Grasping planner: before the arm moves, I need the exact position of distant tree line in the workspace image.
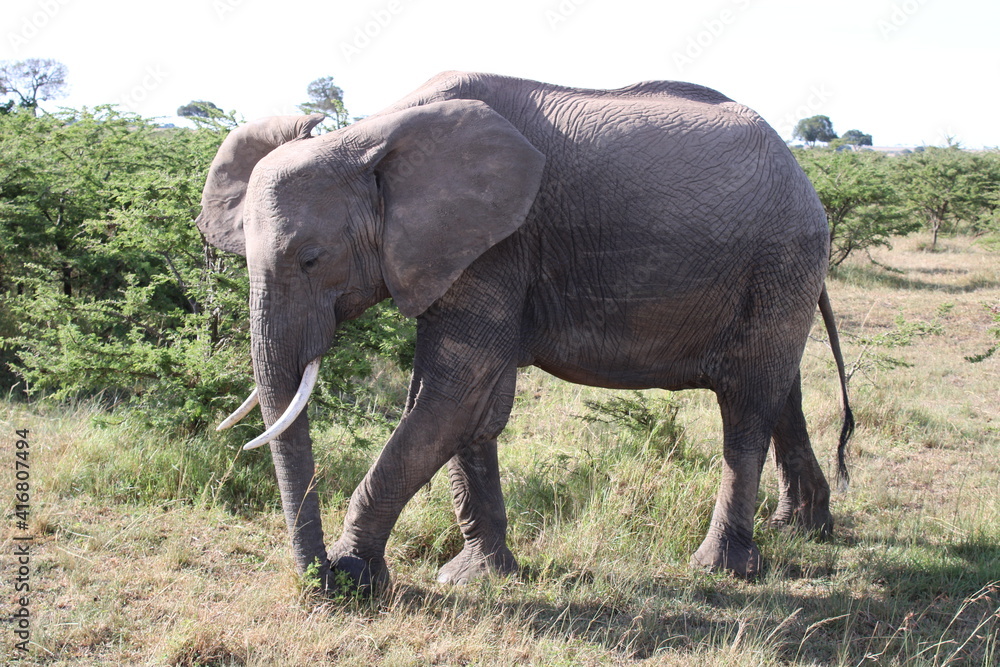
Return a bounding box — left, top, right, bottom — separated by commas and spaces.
789, 112, 999, 261
793, 115, 872, 148
794, 144, 1000, 262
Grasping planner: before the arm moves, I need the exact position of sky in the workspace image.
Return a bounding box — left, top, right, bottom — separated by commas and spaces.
2, 0, 997, 148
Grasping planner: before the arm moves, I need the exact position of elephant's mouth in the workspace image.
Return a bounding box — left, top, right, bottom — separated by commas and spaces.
217, 357, 322, 450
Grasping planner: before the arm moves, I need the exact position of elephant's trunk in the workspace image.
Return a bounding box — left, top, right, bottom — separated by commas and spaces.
264, 406, 329, 576
249, 307, 331, 578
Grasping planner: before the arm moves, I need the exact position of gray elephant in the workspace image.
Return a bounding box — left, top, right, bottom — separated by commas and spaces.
197, 71, 853, 591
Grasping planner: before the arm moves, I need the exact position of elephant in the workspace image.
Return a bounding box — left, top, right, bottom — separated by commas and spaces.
196, 71, 853, 592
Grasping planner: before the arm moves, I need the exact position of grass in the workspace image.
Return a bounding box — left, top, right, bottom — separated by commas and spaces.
2, 232, 999, 665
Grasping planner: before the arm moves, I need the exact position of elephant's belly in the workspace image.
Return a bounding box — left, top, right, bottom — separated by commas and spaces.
523, 296, 723, 391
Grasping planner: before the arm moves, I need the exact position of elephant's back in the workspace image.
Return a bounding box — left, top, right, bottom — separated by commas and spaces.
392, 71, 736, 112
390, 71, 827, 272
390, 71, 768, 143
404, 73, 803, 200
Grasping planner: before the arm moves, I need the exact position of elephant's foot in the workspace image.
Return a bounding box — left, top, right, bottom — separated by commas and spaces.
437, 541, 517, 585
768, 491, 833, 536
325, 543, 390, 597
690, 533, 764, 579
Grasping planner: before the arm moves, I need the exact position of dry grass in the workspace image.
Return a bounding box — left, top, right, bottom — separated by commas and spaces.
2, 233, 998, 665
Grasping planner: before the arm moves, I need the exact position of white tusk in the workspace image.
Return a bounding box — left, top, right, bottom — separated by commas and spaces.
242, 358, 322, 451
216, 388, 259, 431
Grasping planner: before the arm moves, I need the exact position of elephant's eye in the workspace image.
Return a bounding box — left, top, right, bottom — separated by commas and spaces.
299, 248, 325, 273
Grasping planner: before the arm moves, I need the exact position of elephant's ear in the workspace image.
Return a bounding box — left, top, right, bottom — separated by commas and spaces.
197, 114, 325, 256
365, 100, 545, 317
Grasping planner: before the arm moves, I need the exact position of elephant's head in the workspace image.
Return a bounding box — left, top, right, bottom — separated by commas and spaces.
197, 99, 545, 577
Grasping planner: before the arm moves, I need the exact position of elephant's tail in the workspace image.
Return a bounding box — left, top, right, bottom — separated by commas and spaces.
819, 284, 854, 491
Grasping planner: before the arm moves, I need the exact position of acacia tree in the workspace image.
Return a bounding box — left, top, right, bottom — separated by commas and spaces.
0, 58, 68, 114
973, 152, 1000, 238
894, 148, 994, 249
795, 148, 916, 266
793, 115, 838, 146
1, 103, 413, 431
0, 106, 248, 417
840, 129, 873, 146
297, 76, 350, 129
177, 100, 223, 118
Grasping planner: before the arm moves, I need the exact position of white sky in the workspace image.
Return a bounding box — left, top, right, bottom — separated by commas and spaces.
2, 0, 997, 148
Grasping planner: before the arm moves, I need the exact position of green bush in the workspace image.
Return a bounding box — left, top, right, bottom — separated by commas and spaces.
0, 106, 414, 433
893, 147, 1000, 248
794, 148, 917, 266
1, 106, 251, 430
579, 390, 687, 460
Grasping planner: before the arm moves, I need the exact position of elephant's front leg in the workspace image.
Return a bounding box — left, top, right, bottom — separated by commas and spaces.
325, 405, 464, 592
325, 353, 518, 592
437, 436, 518, 584
268, 418, 333, 583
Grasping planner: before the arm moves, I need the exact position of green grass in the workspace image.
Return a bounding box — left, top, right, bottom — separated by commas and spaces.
2, 233, 999, 665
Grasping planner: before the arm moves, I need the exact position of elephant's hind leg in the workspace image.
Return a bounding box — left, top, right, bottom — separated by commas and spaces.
690, 416, 768, 578
690, 377, 791, 579
768, 372, 833, 534
437, 435, 518, 584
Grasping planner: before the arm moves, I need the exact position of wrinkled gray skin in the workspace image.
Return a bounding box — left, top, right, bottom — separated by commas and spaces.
197, 72, 852, 591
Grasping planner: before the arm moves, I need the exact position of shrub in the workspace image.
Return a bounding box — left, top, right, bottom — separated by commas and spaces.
794, 148, 917, 266
0, 106, 414, 433
893, 147, 1000, 248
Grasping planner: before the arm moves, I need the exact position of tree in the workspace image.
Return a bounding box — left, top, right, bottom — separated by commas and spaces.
0, 106, 244, 415
0, 103, 414, 432
893, 147, 993, 249
795, 148, 917, 266
298, 76, 349, 129
0, 58, 68, 113
973, 151, 1000, 238
177, 100, 223, 118
793, 115, 838, 146
840, 129, 873, 147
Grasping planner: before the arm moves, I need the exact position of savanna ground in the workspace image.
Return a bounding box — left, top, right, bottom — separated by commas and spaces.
2, 234, 999, 666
